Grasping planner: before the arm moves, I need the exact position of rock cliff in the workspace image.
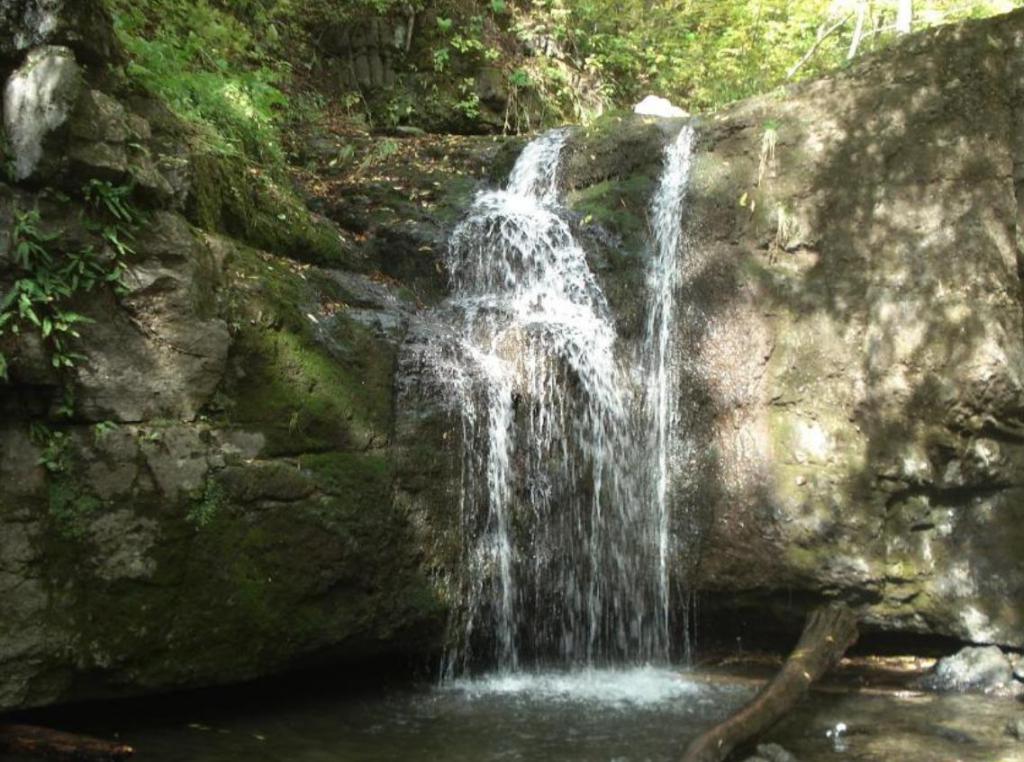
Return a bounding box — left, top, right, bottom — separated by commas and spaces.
1, 0, 1023, 712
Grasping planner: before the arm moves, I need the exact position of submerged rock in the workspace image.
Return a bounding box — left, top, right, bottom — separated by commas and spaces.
744, 743, 800, 762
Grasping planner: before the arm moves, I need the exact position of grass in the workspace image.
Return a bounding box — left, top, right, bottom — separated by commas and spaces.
108, 0, 288, 163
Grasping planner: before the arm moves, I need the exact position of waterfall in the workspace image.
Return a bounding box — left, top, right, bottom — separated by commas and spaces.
644, 124, 696, 657
433, 124, 695, 677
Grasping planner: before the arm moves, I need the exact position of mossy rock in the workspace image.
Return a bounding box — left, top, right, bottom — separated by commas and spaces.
189, 150, 358, 269
214, 243, 395, 455
564, 113, 670, 190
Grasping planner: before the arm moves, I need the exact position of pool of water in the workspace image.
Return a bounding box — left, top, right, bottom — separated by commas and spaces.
6, 667, 1023, 761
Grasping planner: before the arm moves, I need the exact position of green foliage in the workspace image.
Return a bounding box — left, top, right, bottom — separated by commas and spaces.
2, 208, 91, 376
30, 422, 71, 474
509, 68, 531, 88
28, 423, 102, 539
93, 420, 119, 441
0, 184, 139, 386
48, 477, 103, 540
454, 78, 482, 119
534, 0, 1024, 112
108, 0, 288, 162
84, 180, 138, 225
0, 131, 15, 184
103, 0, 1023, 139
360, 139, 401, 171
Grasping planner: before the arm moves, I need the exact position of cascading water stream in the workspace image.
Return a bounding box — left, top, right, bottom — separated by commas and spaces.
644, 125, 696, 656
432, 124, 696, 678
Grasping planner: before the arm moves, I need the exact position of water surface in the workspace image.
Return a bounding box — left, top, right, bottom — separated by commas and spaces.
11, 667, 1023, 762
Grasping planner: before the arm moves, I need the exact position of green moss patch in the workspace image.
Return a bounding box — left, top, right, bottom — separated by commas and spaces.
190, 151, 356, 269
570, 173, 656, 255
216, 244, 396, 455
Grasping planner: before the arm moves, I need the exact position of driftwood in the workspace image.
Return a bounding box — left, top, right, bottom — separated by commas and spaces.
681, 603, 859, 762
0, 724, 134, 760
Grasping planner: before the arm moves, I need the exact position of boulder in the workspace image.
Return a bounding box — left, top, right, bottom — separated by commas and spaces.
922, 646, 1016, 694
0, 0, 121, 65
66, 88, 128, 180
1007, 718, 1024, 741
2, 44, 82, 182
0, 231, 445, 712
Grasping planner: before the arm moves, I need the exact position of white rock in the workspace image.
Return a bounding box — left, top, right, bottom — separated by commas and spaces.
632, 95, 689, 119
3, 45, 83, 181
926, 645, 1014, 693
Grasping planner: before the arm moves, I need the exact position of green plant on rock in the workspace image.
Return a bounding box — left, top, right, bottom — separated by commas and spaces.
28, 422, 102, 539
0, 183, 140, 390
92, 420, 119, 441
454, 78, 482, 120
48, 477, 103, 541
82, 179, 142, 293
30, 422, 71, 474
83, 179, 139, 225
1, 209, 91, 378
0, 131, 15, 183
188, 478, 225, 529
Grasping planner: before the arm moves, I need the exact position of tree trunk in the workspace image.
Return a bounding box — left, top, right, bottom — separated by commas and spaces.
786, 13, 853, 79
680, 603, 859, 762
0, 725, 134, 761
895, 0, 913, 35
847, 1, 867, 60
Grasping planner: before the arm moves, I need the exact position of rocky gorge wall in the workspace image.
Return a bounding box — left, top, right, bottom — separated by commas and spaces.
681, 10, 1024, 647
1, 0, 1023, 713
0, 0, 458, 712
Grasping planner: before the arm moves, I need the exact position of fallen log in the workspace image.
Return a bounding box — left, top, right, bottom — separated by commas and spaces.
0, 724, 134, 760
681, 602, 859, 762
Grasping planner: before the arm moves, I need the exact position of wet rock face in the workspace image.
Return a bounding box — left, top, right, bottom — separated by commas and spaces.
0, 229, 445, 711
743, 744, 799, 762
72, 211, 231, 423
1007, 717, 1024, 741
